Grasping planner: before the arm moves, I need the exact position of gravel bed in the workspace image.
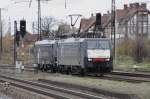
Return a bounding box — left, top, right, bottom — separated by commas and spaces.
40, 74, 149, 99
0, 93, 12, 99
0, 81, 52, 99
1, 69, 150, 99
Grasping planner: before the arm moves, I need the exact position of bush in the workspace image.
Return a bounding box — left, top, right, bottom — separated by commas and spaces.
144, 39, 150, 61
117, 39, 134, 56
117, 38, 150, 63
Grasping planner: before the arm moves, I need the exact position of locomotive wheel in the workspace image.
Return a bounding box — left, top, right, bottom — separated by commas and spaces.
59, 65, 65, 74
57, 66, 60, 73
43, 65, 47, 72
80, 68, 86, 76
52, 67, 56, 73
65, 67, 69, 75
66, 70, 69, 75
99, 73, 104, 77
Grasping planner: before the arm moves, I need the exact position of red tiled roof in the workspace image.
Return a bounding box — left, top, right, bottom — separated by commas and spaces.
79, 3, 149, 33
101, 14, 109, 24
79, 17, 96, 33
23, 32, 38, 42
116, 9, 128, 21
79, 15, 110, 33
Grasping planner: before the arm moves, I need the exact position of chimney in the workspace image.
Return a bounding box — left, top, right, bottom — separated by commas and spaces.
130, 3, 134, 9
141, 3, 147, 9
103, 14, 107, 17
134, 3, 139, 9
107, 11, 110, 14
106, 11, 110, 16
124, 4, 128, 10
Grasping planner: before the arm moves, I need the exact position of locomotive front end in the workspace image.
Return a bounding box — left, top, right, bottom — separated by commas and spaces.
86, 39, 113, 73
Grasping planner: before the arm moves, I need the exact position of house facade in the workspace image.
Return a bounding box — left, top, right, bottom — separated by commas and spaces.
79, 3, 150, 40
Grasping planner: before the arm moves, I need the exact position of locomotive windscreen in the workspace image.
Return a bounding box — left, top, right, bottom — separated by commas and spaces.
87, 40, 110, 49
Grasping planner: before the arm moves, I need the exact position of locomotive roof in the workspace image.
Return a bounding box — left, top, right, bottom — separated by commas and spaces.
58, 38, 110, 43
58, 38, 85, 43
35, 38, 111, 45
35, 40, 56, 45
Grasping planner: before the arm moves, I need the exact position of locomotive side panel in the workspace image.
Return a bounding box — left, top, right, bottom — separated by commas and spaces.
57, 42, 84, 66
33, 40, 57, 67
34, 45, 53, 65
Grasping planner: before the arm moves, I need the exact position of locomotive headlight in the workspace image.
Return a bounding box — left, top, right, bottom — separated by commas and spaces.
88, 58, 92, 61
105, 58, 110, 61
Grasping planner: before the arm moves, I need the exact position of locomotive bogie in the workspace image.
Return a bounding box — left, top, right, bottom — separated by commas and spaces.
33, 40, 57, 71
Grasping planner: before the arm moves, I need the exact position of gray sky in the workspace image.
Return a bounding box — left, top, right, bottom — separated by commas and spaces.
0, 0, 149, 34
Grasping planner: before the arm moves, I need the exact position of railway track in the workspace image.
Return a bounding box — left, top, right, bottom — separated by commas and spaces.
1, 64, 150, 76
0, 66, 144, 98
0, 65, 35, 72
1, 64, 150, 77
77, 71, 150, 83
0, 74, 111, 99
1, 64, 150, 83
102, 71, 150, 83
86, 71, 150, 83
111, 71, 150, 78
103, 74, 150, 83
38, 79, 138, 99
1, 66, 150, 83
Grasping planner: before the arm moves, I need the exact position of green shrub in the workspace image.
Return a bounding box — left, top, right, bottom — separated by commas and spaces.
117, 39, 134, 56
117, 38, 150, 63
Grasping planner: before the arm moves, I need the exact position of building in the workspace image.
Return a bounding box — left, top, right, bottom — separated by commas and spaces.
79, 3, 150, 39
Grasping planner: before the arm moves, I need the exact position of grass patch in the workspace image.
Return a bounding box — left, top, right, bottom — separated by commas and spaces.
115, 55, 150, 71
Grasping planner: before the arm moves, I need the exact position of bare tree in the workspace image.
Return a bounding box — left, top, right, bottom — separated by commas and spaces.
41, 17, 57, 38
34, 16, 57, 39
41, 17, 57, 36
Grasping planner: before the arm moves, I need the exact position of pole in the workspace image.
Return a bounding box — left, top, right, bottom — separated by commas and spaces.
111, 0, 116, 63
38, 0, 39, 40
32, 22, 35, 34
114, 0, 116, 63
65, 0, 67, 9
14, 21, 17, 65
38, 0, 41, 40
0, 8, 2, 53
9, 17, 11, 34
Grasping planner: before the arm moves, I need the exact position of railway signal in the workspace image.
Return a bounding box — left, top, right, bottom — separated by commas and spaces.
96, 13, 101, 27
20, 20, 26, 38
94, 13, 103, 37
14, 20, 26, 47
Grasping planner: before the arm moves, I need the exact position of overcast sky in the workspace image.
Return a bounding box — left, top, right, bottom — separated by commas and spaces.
0, 0, 149, 34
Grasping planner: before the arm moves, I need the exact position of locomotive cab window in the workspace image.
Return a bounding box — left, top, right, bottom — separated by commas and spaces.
87, 40, 110, 50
